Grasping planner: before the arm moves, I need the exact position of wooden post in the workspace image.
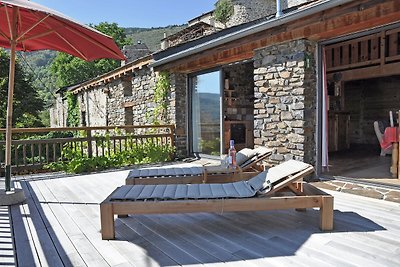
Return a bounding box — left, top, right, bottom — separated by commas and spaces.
100, 202, 115, 240
320, 196, 334, 231
86, 128, 93, 158
398, 110, 400, 179
4, 8, 18, 191
391, 143, 398, 178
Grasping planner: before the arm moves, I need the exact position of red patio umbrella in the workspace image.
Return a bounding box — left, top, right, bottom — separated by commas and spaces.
0, 0, 125, 191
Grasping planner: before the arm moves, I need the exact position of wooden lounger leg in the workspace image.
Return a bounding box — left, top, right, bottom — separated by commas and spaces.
320, 196, 334, 231
101, 203, 115, 240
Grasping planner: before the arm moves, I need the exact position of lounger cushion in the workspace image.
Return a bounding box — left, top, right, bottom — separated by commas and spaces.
127, 163, 204, 179
236, 148, 256, 166
248, 160, 311, 192
111, 160, 311, 201
110, 181, 255, 200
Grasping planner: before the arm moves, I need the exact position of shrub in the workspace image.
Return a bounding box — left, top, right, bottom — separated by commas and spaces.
45, 139, 175, 174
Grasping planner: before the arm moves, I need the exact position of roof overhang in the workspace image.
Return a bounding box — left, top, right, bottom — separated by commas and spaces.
151, 0, 355, 68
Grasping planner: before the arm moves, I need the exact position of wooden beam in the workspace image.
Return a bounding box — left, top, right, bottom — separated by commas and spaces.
327, 61, 400, 81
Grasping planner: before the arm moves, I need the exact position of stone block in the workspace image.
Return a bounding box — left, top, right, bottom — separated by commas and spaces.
254, 67, 268, 74
271, 154, 284, 161
276, 91, 289, 96
293, 110, 304, 119
281, 96, 293, 104
294, 128, 304, 134
277, 122, 287, 129
291, 120, 304, 127
281, 111, 293, 120
292, 102, 305, 110
255, 81, 265, 87
288, 133, 305, 143
266, 107, 275, 114
268, 80, 279, 87
279, 71, 291, 79
255, 103, 265, 109
271, 115, 280, 122
277, 147, 289, 154
265, 73, 274, 79
269, 97, 280, 104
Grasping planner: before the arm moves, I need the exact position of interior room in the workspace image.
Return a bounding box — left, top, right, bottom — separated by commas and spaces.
323, 75, 400, 183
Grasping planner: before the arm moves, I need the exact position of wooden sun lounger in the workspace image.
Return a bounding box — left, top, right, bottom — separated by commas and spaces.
101, 161, 334, 240
125, 147, 272, 185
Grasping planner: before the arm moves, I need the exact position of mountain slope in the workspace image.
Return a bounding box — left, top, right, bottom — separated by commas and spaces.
125, 25, 186, 52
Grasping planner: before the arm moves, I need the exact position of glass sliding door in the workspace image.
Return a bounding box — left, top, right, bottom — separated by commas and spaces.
190, 70, 222, 156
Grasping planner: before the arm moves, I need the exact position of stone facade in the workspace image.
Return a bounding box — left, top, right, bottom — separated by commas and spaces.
124, 68, 157, 125
225, 0, 314, 28
253, 39, 317, 165
227, 0, 276, 27
49, 96, 67, 127
169, 73, 188, 157
80, 86, 108, 126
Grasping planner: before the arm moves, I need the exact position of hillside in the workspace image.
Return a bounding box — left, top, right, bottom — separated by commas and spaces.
125, 25, 186, 52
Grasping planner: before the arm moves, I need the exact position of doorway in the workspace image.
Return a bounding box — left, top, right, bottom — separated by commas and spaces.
319, 24, 400, 185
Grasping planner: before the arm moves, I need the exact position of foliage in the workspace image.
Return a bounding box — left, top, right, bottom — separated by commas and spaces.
214, 0, 234, 27
50, 22, 132, 88
147, 71, 170, 125
200, 138, 221, 156
0, 49, 44, 129
66, 92, 80, 127
46, 137, 175, 174
125, 25, 186, 52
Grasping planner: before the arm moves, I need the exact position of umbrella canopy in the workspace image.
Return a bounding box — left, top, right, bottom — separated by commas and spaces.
0, 0, 125, 60
0, 0, 125, 191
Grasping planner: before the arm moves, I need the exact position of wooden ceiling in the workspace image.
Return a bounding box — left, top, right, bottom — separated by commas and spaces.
155, 0, 400, 74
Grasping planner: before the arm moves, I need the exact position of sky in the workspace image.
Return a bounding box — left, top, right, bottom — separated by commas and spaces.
33, 0, 218, 28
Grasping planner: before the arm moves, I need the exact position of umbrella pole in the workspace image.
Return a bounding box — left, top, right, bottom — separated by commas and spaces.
5, 41, 16, 192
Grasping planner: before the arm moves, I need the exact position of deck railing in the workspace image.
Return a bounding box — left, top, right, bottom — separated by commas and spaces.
0, 125, 175, 173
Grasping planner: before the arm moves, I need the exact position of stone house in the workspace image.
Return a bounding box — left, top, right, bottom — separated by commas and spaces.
51, 0, 400, 177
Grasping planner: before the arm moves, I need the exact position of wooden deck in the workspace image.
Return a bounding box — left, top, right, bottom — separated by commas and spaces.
4, 170, 400, 266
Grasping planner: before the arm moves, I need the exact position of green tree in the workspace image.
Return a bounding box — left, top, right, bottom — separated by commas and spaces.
214, 0, 234, 28
51, 22, 132, 88
0, 49, 44, 128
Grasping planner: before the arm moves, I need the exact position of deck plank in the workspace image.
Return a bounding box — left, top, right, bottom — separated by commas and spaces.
17, 182, 65, 267
0, 207, 16, 267
27, 181, 87, 267
122, 216, 203, 265
82, 203, 176, 267
10, 172, 400, 267
48, 203, 110, 267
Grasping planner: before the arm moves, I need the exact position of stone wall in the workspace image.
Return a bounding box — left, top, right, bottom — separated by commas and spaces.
65, 65, 188, 157
50, 95, 67, 127
81, 88, 108, 126
225, 0, 314, 28
227, 0, 276, 27
124, 68, 157, 125
253, 39, 317, 165
169, 73, 188, 157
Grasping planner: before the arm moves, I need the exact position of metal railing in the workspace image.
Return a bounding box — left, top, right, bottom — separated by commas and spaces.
0, 125, 175, 173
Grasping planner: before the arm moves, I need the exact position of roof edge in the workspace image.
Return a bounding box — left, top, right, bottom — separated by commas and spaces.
150, 0, 354, 68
